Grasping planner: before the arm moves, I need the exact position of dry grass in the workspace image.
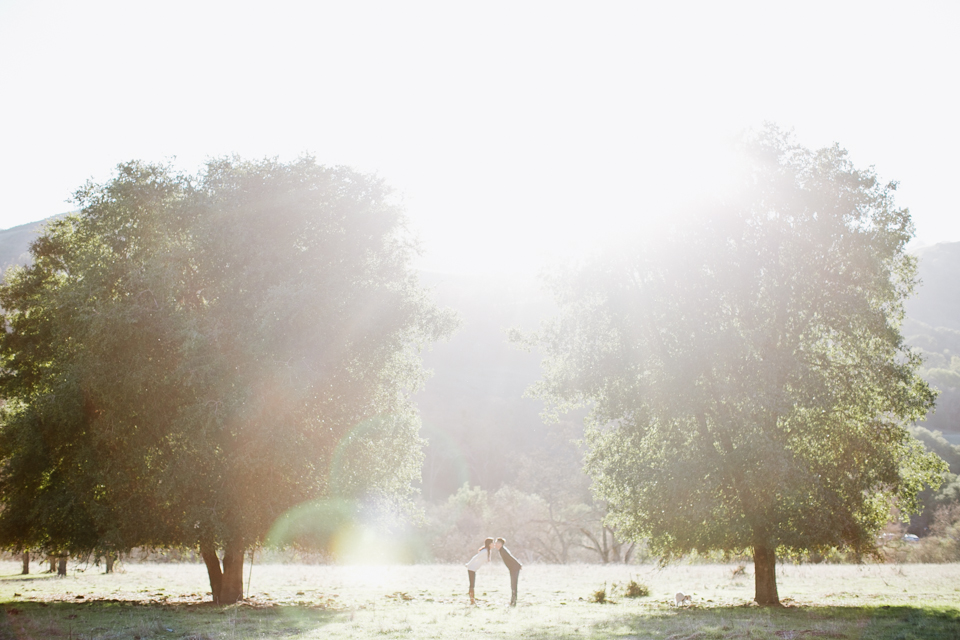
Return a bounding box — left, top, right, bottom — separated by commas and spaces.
0, 561, 957, 639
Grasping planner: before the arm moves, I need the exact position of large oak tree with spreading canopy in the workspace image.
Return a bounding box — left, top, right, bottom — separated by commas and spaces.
0, 157, 455, 603
525, 127, 946, 605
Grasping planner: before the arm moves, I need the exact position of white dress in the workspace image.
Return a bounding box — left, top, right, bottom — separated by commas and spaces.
465, 548, 489, 571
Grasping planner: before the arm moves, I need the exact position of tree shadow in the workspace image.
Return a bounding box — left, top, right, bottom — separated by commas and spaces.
609, 604, 960, 639
0, 599, 343, 639
0, 573, 61, 583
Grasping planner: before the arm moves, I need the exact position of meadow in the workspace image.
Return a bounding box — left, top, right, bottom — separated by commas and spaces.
0, 560, 958, 639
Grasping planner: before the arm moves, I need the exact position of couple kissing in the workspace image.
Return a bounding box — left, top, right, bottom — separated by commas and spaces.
465, 537, 522, 606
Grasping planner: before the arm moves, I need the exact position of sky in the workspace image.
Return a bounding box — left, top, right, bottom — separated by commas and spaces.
1, 0, 958, 276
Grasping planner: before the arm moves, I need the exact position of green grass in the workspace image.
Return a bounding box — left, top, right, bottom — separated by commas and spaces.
0, 561, 957, 639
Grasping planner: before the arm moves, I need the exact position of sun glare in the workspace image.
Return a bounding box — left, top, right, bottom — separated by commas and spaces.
267, 496, 426, 567
331, 525, 412, 566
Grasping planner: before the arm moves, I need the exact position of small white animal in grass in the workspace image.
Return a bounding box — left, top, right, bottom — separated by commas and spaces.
675, 592, 692, 606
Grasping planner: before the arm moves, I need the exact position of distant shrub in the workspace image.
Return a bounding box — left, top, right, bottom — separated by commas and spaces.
591, 586, 607, 604
879, 506, 960, 564
624, 579, 649, 598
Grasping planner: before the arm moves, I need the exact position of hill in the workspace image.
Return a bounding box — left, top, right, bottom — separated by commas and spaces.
0, 218, 57, 274
904, 242, 960, 439
414, 271, 556, 499
907, 243, 960, 330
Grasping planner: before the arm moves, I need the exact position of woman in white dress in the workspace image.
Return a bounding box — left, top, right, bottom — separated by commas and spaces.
464, 537, 494, 604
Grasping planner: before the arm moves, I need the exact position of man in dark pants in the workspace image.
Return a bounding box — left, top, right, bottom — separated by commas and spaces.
495, 537, 522, 606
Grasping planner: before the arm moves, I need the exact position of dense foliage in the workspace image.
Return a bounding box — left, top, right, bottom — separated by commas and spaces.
527, 127, 947, 605
0, 158, 456, 601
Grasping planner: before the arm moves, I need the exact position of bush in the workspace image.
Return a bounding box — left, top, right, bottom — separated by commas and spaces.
880, 506, 960, 564
624, 579, 649, 598
591, 586, 607, 603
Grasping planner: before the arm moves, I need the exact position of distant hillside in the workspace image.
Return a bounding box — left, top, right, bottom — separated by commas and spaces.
0, 215, 64, 275
904, 242, 960, 438
907, 243, 960, 331
414, 271, 555, 499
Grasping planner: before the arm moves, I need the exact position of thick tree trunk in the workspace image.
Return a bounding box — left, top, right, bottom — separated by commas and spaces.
200, 540, 245, 604
21, 551, 29, 575
753, 543, 780, 606
220, 542, 245, 604
105, 553, 115, 574
57, 556, 67, 577
201, 542, 223, 603
48, 555, 56, 573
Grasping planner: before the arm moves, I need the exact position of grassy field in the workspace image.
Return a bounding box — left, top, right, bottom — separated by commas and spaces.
0, 560, 958, 639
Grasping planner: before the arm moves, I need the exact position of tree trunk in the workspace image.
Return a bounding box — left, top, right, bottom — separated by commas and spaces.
105, 553, 115, 574
201, 542, 223, 603
753, 543, 780, 606
21, 551, 29, 575
608, 527, 632, 563
48, 555, 56, 573
200, 540, 245, 604
220, 541, 245, 604
57, 556, 67, 577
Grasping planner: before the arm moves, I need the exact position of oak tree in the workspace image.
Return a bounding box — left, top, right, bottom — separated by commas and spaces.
527, 127, 946, 605
0, 158, 455, 602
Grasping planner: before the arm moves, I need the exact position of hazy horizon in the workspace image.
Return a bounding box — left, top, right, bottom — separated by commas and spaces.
2, 1, 958, 277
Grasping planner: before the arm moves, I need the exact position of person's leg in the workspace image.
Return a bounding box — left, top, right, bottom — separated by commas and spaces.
510, 569, 519, 606
468, 570, 476, 604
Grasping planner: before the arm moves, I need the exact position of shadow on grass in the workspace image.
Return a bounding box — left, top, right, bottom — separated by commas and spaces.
607, 604, 960, 640
0, 572, 64, 583
0, 599, 343, 639
0, 600, 957, 639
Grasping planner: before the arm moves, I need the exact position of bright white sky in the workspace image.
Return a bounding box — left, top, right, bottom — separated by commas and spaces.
1, 0, 957, 276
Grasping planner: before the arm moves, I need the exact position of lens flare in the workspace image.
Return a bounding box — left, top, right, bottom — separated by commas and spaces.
266, 498, 427, 564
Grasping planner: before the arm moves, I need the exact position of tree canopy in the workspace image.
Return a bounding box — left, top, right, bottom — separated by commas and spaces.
0, 157, 456, 602
527, 127, 946, 605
